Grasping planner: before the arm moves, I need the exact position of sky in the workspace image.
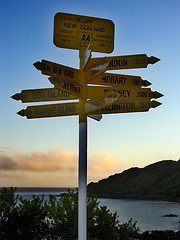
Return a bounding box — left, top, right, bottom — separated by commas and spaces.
0, 0, 180, 187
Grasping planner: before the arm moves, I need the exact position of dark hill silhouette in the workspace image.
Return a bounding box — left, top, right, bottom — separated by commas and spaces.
88, 159, 180, 201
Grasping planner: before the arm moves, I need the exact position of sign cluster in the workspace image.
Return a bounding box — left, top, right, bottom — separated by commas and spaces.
11, 12, 163, 120
11, 12, 163, 240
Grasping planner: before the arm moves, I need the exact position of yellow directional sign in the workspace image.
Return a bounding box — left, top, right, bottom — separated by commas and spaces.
17, 102, 79, 119
33, 59, 79, 81
53, 12, 114, 53
86, 54, 160, 70
85, 93, 119, 114
11, 88, 78, 103
86, 72, 151, 87
90, 100, 162, 115
49, 77, 84, 99
87, 86, 163, 101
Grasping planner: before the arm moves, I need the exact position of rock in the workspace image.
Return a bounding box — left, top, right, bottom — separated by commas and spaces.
140, 231, 150, 239
165, 230, 176, 238
163, 213, 178, 217
135, 230, 177, 240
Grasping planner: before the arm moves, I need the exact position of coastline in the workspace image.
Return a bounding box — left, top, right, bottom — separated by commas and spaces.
88, 193, 180, 203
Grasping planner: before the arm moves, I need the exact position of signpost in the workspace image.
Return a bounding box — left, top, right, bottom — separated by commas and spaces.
33, 59, 79, 81
11, 88, 78, 103
85, 54, 160, 70
11, 11, 163, 240
86, 86, 163, 100
85, 93, 120, 114
53, 12, 114, 53
17, 102, 79, 119
86, 72, 151, 88
91, 100, 162, 115
49, 77, 84, 99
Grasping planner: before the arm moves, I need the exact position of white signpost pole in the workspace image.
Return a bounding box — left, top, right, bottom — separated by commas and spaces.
78, 47, 88, 240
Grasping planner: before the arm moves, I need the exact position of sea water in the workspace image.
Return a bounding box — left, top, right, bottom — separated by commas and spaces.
99, 198, 180, 232
15, 188, 180, 232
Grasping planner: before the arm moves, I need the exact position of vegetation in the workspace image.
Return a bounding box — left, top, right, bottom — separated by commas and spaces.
0, 187, 139, 240
88, 160, 180, 201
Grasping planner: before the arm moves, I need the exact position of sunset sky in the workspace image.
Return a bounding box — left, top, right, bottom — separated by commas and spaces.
1, 0, 180, 187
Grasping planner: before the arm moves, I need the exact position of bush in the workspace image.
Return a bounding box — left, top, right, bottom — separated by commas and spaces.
0, 187, 139, 240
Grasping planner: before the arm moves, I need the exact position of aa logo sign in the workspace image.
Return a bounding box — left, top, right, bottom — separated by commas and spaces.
78, 32, 92, 46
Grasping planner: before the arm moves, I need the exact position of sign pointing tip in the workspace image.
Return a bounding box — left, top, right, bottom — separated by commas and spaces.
11, 93, 20, 101
17, 109, 26, 117
33, 61, 42, 70
148, 56, 161, 64
150, 100, 162, 108
152, 91, 164, 99
143, 80, 152, 87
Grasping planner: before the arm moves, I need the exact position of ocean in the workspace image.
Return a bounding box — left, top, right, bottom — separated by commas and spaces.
15, 187, 180, 232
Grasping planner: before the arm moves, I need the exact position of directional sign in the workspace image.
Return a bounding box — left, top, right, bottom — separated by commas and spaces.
82, 43, 92, 69
33, 59, 79, 81
88, 114, 102, 121
85, 93, 119, 114
17, 102, 79, 119
90, 100, 162, 115
86, 72, 151, 88
86, 54, 160, 71
87, 86, 163, 101
53, 12, 114, 53
11, 88, 78, 103
49, 77, 84, 99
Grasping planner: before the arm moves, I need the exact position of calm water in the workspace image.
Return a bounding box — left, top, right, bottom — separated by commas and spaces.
99, 198, 180, 232
15, 188, 180, 232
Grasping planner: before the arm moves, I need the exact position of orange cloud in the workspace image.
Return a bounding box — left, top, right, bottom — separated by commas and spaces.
0, 148, 77, 172
88, 152, 123, 183
0, 147, 123, 186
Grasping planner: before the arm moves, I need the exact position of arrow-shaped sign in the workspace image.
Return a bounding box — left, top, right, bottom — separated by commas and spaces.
86, 54, 160, 71
87, 86, 163, 101
86, 62, 109, 83
90, 100, 162, 115
82, 43, 92, 70
34, 59, 80, 81
17, 102, 79, 119
11, 88, 78, 103
88, 114, 102, 121
85, 93, 119, 114
49, 77, 84, 99
86, 72, 151, 87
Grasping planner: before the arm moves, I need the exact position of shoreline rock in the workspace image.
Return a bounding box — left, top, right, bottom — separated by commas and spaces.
131, 230, 180, 240
163, 214, 178, 217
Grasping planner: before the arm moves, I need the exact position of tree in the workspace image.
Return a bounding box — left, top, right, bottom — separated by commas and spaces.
0, 187, 139, 240
0, 187, 50, 240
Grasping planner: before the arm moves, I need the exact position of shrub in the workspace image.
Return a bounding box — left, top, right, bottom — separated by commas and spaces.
0, 187, 139, 240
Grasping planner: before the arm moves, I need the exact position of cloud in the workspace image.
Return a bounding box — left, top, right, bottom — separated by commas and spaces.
0, 148, 77, 172
88, 152, 123, 183
0, 147, 14, 154
0, 147, 123, 186
89, 152, 121, 172
0, 155, 17, 170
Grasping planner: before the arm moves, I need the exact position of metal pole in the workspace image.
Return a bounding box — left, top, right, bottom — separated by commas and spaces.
78, 48, 87, 240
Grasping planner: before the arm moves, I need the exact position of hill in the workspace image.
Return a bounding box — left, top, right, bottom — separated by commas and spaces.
88, 159, 180, 201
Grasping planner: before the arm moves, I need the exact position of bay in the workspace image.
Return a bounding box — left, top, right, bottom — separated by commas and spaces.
15, 187, 73, 200
99, 198, 180, 232
15, 188, 180, 232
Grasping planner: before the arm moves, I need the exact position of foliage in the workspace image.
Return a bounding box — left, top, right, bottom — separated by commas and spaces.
0, 187, 139, 240
0, 187, 50, 240
88, 160, 180, 201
